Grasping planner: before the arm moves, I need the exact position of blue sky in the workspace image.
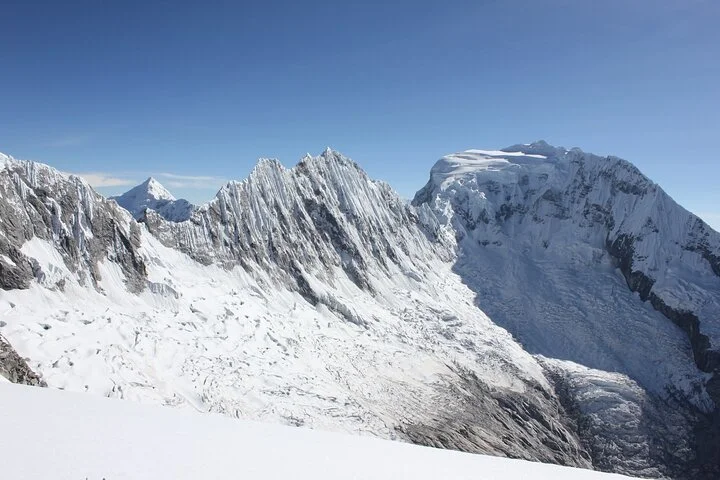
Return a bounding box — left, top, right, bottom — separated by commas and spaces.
1, 0, 718, 228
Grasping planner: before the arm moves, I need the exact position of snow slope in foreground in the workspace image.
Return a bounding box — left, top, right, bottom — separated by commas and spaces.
0, 383, 635, 480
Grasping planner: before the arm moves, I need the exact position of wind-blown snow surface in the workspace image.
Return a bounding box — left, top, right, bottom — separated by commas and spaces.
0, 383, 635, 480
111, 177, 194, 221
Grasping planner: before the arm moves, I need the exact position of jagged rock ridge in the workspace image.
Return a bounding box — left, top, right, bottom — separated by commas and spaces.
140, 149, 448, 304
0, 153, 147, 293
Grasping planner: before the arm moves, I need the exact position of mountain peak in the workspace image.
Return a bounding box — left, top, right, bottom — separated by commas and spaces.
137, 177, 175, 201
501, 140, 568, 158
112, 177, 194, 222
319, 147, 347, 161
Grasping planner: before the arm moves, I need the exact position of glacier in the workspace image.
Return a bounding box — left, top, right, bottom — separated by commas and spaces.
0, 143, 718, 478
413, 141, 720, 476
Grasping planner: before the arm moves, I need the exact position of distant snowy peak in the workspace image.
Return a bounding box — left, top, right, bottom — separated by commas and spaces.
114, 177, 175, 208
113, 177, 194, 222
142, 177, 176, 201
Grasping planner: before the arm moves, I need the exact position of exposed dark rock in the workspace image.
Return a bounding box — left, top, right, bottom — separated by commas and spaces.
606, 234, 655, 301
398, 365, 592, 469
606, 233, 720, 378
648, 294, 720, 374
0, 160, 148, 293
0, 335, 46, 386
0, 242, 33, 290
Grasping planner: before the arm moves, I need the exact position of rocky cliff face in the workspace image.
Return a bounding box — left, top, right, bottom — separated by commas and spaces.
0, 335, 45, 386
0, 153, 147, 293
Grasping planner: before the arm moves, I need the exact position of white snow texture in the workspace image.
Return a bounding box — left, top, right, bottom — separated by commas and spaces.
0, 381, 634, 480
0, 142, 719, 478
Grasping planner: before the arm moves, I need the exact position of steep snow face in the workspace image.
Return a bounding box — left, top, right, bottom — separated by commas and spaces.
414, 141, 720, 477
112, 177, 195, 222
0, 150, 594, 471
0, 383, 635, 480
414, 142, 720, 375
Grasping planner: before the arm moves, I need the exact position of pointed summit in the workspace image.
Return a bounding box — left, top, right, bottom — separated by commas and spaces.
112, 177, 193, 222
0, 152, 12, 168
320, 147, 341, 160
138, 177, 176, 201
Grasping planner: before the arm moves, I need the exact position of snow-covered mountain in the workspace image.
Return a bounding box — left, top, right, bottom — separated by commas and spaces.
0, 152, 147, 293
112, 177, 195, 222
0, 144, 718, 479
413, 142, 720, 476
0, 150, 590, 469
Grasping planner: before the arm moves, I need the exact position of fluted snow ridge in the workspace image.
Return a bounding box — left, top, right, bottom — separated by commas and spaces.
0, 153, 147, 292
143, 149, 448, 299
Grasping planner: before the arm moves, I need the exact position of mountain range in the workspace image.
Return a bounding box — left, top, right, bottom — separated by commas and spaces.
0, 143, 718, 479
